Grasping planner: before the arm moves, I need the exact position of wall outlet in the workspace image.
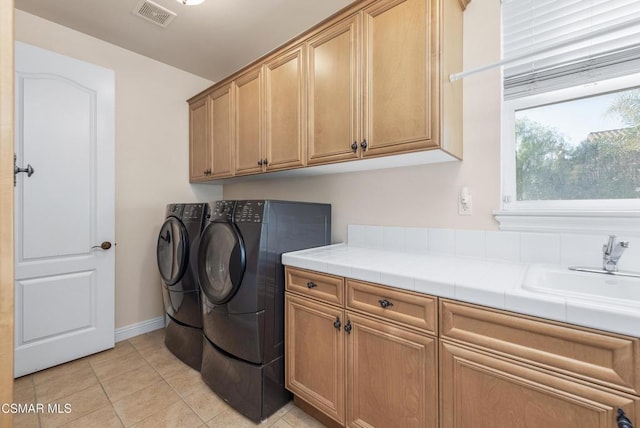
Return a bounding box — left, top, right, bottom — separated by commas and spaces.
459, 187, 473, 216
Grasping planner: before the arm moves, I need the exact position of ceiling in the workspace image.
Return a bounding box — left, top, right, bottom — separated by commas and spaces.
14, 0, 354, 82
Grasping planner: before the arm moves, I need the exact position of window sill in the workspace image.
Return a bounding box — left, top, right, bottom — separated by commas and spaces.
493, 210, 640, 235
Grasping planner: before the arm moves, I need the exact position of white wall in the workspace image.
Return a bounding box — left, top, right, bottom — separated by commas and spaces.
223, 0, 502, 244
15, 10, 221, 328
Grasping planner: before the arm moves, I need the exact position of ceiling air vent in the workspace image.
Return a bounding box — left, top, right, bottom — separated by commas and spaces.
133, 0, 177, 28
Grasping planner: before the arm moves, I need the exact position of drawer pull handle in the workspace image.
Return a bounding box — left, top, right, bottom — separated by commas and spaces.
617, 409, 634, 428
344, 320, 352, 334
378, 299, 394, 309
307, 281, 317, 289
333, 317, 341, 330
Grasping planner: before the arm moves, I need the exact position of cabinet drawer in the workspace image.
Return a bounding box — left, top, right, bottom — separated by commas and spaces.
440, 299, 640, 395
346, 280, 437, 335
286, 267, 344, 306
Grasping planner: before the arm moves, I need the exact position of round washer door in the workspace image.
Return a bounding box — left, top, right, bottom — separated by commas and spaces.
198, 221, 246, 305
156, 217, 189, 286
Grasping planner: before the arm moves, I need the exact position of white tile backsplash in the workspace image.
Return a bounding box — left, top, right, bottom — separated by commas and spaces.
519, 232, 561, 264
347, 225, 638, 269
404, 227, 428, 253
347, 225, 365, 247
383, 227, 406, 252
455, 230, 486, 258
486, 231, 520, 262
560, 233, 605, 268
364, 225, 384, 249
428, 228, 455, 255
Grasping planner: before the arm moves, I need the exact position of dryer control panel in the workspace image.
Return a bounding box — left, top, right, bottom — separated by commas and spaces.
211, 200, 236, 222
235, 200, 265, 223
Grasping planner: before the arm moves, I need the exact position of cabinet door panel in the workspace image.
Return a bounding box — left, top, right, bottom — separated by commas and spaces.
362, 0, 438, 156
265, 46, 306, 171
440, 299, 640, 395
285, 294, 345, 425
307, 15, 361, 165
189, 97, 211, 181
210, 84, 234, 178
347, 312, 437, 428
440, 341, 640, 428
234, 67, 263, 175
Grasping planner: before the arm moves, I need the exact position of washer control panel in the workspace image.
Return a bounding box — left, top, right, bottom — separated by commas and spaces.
235, 200, 265, 223
167, 203, 184, 217
182, 203, 207, 221
211, 200, 236, 222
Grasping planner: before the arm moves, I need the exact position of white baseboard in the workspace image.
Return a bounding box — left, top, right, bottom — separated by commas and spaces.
114, 315, 166, 343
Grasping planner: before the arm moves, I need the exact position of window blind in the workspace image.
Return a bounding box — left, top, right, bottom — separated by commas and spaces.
503, 0, 640, 99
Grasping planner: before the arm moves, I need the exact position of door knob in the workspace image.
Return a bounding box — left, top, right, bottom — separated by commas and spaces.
92, 241, 113, 250
13, 154, 35, 186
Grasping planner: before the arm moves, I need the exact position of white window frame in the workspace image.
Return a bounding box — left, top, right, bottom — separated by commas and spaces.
495, 72, 640, 234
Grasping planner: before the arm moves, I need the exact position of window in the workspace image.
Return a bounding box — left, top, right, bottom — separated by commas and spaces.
501, 0, 640, 212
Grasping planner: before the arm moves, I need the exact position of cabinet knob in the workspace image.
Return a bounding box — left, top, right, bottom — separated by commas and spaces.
351, 141, 358, 153
617, 409, 634, 428
263, 158, 268, 166
257, 160, 263, 166
344, 320, 352, 334
378, 299, 394, 309
333, 317, 341, 330
306, 281, 317, 289
360, 139, 368, 151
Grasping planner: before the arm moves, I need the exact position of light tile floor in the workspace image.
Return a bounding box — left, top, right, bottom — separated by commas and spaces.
13, 329, 325, 428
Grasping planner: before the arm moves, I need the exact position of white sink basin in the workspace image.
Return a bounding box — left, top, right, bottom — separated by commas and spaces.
523, 264, 640, 305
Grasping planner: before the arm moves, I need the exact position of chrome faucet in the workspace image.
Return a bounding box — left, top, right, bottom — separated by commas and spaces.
603, 235, 629, 272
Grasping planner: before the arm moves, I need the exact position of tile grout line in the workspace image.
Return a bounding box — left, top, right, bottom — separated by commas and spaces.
90, 342, 128, 428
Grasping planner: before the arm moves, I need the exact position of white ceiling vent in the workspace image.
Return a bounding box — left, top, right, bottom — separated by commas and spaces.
133, 0, 177, 28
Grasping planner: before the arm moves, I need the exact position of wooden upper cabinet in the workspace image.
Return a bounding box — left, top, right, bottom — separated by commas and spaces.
187, 0, 465, 180
234, 66, 264, 176
306, 14, 361, 165
210, 83, 234, 178
189, 96, 211, 182
264, 45, 306, 171
361, 0, 437, 156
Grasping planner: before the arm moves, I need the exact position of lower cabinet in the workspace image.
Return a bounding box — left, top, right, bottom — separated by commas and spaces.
440, 341, 639, 428
285, 267, 640, 428
347, 312, 437, 428
285, 279, 437, 427
285, 293, 345, 424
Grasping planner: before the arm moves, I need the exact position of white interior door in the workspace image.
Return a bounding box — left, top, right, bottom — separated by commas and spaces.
14, 42, 115, 377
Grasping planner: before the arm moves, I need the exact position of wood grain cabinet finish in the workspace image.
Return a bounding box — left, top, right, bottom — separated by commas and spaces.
285, 268, 438, 427
188, 96, 211, 182
286, 293, 346, 424
347, 312, 437, 428
209, 83, 234, 178
264, 45, 306, 171
286, 267, 344, 306
187, 0, 465, 181
346, 279, 437, 335
440, 299, 640, 395
306, 0, 464, 166
234, 66, 263, 176
306, 14, 361, 165
361, 0, 437, 157
440, 341, 640, 428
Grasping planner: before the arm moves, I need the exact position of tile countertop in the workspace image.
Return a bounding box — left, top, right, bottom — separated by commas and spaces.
282, 244, 640, 338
